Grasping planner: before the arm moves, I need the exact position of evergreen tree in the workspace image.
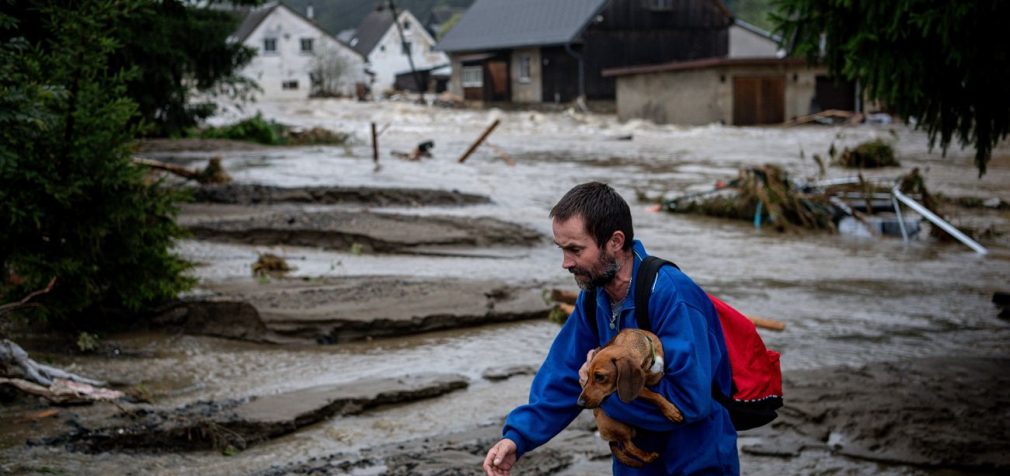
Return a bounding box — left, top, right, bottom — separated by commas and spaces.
772, 0, 1010, 176
0, 1, 193, 326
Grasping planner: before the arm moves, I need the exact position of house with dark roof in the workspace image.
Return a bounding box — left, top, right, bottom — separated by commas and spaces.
348, 7, 449, 94
435, 0, 733, 104
230, 1, 368, 100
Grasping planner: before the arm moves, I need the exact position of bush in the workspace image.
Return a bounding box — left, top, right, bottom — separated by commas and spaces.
0, 3, 193, 327
194, 114, 286, 145
834, 139, 900, 168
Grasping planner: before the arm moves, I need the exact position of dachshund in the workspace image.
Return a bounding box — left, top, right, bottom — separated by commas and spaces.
577, 328, 684, 468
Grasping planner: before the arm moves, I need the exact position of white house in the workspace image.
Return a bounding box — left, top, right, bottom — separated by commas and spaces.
231, 2, 368, 100
348, 7, 449, 94
728, 19, 783, 58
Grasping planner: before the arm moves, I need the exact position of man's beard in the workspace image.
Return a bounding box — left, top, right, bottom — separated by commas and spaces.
570, 250, 620, 290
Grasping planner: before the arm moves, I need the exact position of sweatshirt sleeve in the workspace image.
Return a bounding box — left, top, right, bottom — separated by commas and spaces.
502, 292, 598, 458
600, 275, 725, 431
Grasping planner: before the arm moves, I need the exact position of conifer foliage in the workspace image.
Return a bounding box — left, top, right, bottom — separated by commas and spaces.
773, 0, 1010, 176
0, 1, 193, 325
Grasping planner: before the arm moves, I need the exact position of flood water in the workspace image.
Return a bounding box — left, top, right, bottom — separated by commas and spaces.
3, 99, 1009, 475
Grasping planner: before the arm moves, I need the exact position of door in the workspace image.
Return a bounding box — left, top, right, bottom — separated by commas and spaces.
485, 60, 509, 101
733, 76, 785, 125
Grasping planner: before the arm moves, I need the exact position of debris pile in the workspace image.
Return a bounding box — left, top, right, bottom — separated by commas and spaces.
252, 253, 292, 277
834, 139, 900, 168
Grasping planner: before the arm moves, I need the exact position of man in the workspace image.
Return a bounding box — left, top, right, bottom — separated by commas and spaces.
482, 182, 738, 475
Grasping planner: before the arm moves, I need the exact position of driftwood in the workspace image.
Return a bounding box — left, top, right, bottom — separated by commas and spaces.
458, 119, 501, 163
134, 157, 231, 184
0, 277, 56, 316
485, 142, 516, 166
0, 340, 124, 404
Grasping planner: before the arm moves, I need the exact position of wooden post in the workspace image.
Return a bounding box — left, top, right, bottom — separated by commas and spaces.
371, 122, 378, 165
458, 119, 501, 163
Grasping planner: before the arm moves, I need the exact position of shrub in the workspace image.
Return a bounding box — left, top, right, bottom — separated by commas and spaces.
835, 139, 900, 168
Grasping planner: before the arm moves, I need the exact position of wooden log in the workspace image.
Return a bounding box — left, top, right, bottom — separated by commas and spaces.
550, 289, 579, 305
747, 316, 786, 332
371, 122, 379, 165
558, 302, 574, 316
457, 119, 501, 163
133, 157, 200, 180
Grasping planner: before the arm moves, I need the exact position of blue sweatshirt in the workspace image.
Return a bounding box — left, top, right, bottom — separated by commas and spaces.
503, 241, 739, 475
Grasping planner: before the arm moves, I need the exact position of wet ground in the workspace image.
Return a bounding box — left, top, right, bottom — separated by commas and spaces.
2, 98, 1009, 475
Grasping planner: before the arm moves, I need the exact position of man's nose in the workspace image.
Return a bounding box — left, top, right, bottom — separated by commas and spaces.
562, 255, 574, 270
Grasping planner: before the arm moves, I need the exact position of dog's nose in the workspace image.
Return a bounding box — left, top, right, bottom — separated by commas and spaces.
577, 397, 586, 408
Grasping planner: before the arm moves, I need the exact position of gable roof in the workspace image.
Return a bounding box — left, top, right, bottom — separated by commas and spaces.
436, 0, 609, 53
230, 1, 365, 60
351, 9, 395, 56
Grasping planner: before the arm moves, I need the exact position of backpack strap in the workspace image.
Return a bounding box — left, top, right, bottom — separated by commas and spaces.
633, 256, 679, 333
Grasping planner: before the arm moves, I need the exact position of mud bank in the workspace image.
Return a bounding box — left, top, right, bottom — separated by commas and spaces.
43, 373, 468, 454
184, 208, 543, 255
743, 356, 1010, 472
201, 277, 552, 343
190, 184, 490, 208
254, 356, 1010, 475
258, 413, 608, 476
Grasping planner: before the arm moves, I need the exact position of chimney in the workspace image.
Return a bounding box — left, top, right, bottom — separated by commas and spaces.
306, 4, 314, 20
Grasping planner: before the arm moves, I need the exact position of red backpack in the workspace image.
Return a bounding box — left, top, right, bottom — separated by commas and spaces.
585, 256, 783, 430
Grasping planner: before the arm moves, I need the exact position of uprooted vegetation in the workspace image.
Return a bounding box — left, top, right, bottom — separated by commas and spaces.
834, 139, 900, 168
657, 165, 959, 237
189, 114, 349, 146
663, 165, 837, 232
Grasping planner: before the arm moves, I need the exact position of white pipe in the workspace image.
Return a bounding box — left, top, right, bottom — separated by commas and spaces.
891, 194, 909, 243
892, 187, 987, 255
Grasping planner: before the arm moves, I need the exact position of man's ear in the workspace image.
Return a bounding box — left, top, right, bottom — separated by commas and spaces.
608, 230, 625, 253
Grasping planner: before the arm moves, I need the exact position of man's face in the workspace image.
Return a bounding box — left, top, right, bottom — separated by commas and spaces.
552, 216, 619, 290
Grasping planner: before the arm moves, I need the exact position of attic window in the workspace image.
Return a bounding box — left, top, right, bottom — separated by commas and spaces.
647, 0, 673, 11
403, 20, 410, 30
300, 38, 314, 53
263, 38, 277, 53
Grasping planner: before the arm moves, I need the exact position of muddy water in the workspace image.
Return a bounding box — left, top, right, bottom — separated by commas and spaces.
5, 99, 1009, 475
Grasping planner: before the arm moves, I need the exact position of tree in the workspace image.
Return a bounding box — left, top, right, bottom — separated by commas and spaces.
310, 44, 350, 97
772, 0, 1010, 176
0, 1, 193, 327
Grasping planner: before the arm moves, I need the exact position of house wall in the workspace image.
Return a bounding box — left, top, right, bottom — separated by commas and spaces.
615, 63, 824, 125
509, 48, 541, 103
242, 6, 366, 100
366, 11, 449, 93
581, 0, 732, 99
729, 24, 779, 58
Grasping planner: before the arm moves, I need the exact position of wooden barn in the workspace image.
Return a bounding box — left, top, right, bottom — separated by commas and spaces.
436, 0, 733, 104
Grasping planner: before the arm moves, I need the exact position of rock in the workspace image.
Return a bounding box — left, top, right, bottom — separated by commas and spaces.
481, 365, 537, 381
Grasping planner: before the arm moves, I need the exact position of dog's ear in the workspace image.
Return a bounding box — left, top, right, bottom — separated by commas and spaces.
615, 356, 645, 403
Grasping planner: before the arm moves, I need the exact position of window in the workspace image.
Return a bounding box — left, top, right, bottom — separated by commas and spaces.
401, 41, 411, 56
380, 45, 385, 52
263, 38, 277, 53
518, 55, 531, 83
647, 0, 673, 11
402, 20, 410, 31
461, 66, 482, 88
300, 38, 313, 53
282, 80, 299, 90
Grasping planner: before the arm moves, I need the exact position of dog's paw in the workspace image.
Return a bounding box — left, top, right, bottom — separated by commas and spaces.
661, 404, 684, 423
641, 451, 659, 464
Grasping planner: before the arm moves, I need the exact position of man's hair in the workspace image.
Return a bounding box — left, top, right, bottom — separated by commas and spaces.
550, 182, 634, 250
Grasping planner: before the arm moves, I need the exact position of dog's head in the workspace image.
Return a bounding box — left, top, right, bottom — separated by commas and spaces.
576, 345, 646, 408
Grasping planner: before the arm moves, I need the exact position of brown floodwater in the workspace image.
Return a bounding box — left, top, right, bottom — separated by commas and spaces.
3, 99, 1008, 475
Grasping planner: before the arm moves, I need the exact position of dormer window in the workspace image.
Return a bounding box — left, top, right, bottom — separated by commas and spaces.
263, 37, 277, 53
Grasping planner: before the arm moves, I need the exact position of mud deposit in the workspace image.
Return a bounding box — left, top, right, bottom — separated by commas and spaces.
190, 184, 490, 208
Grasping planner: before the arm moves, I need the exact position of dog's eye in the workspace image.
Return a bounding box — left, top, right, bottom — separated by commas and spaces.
594, 372, 605, 381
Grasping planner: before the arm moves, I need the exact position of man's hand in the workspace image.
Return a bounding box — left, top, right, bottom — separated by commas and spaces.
482, 438, 517, 476
578, 348, 598, 387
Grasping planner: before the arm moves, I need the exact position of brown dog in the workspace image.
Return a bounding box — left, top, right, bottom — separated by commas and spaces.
577, 328, 684, 468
